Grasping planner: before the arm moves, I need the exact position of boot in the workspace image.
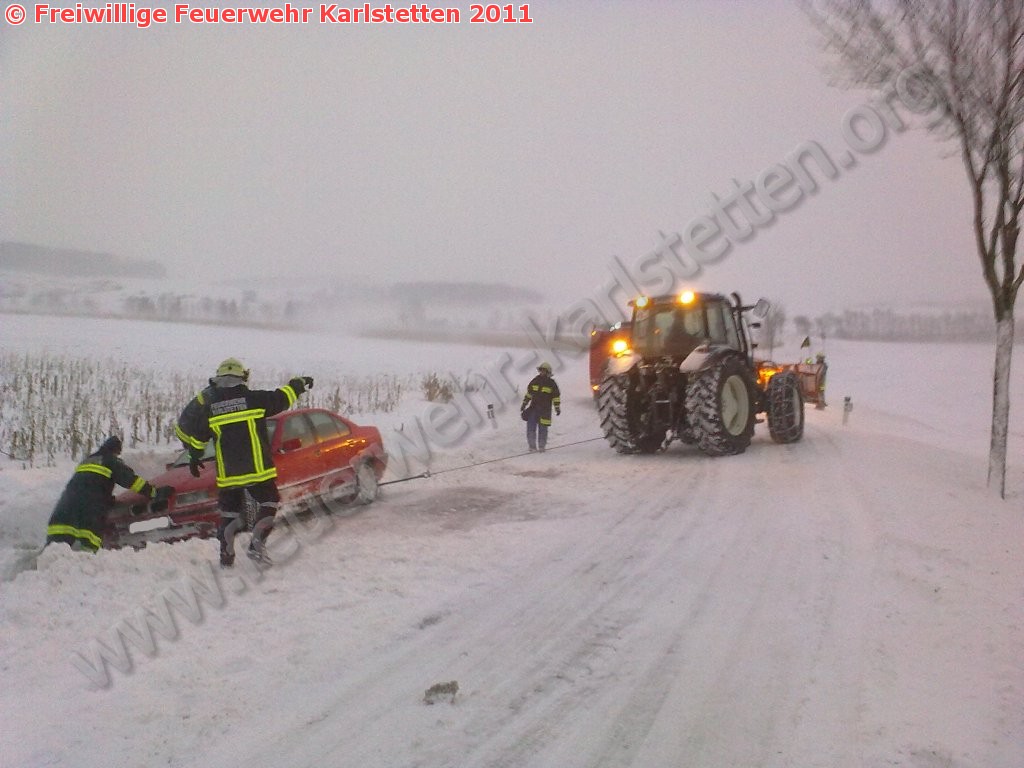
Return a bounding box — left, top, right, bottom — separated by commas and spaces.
247, 503, 277, 567
247, 538, 272, 567
217, 513, 241, 568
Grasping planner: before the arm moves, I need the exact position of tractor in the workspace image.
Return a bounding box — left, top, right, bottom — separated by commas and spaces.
589, 322, 632, 398
596, 291, 804, 456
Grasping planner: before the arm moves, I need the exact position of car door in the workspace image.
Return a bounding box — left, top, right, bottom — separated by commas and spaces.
307, 410, 368, 485
272, 412, 321, 504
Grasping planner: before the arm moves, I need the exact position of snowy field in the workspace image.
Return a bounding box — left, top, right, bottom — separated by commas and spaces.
0, 312, 1022, 768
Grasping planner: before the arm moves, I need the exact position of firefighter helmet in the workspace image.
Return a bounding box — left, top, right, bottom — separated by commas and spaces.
215, 357, 249, 381
537, 362, 552, 373
99, 435, 123, 455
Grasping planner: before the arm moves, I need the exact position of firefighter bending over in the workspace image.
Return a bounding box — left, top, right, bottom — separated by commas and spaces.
46, 435, 172, 552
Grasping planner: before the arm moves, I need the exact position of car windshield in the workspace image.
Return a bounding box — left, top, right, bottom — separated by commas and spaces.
170, 441, 216, 467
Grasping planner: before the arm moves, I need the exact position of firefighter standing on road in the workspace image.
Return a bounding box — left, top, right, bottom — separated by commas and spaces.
176, 358, 313, 567
520, 361, 561, 452
45, 435, 172, 552
814, 352, 828, 409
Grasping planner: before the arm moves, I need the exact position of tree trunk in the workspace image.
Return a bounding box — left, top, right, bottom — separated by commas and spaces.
988, 315, 1015, 498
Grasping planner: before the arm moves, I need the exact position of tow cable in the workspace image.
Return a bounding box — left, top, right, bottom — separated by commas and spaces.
378, 435, 606, 487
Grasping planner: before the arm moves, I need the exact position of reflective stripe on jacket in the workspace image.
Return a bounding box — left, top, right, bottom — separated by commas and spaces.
176, 381, 303, 488
46, 523, 103, 551
46, 449, 154, 550
521, 374, 561, 426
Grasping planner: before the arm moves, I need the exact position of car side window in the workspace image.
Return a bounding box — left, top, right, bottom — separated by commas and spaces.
309, 411, 351, 442
281, 414, 315, 448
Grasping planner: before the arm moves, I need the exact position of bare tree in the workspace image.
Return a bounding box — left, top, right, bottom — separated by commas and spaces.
805, 0, 1024, 498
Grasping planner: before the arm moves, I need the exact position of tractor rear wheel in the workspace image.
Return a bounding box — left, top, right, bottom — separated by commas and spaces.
684, 356, 757, 456
766, 371, 804, 443
597, 370, 665, 454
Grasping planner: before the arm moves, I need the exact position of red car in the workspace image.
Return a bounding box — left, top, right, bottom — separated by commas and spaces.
105, 407, 387, 549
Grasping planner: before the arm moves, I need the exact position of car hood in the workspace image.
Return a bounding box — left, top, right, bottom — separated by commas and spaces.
115, 462, 213, 505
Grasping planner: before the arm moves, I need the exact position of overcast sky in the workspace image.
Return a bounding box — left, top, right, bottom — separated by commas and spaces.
1, 0, 981, 317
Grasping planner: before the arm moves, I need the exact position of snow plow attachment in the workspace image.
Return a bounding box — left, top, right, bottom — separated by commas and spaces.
758, 359, 828, 408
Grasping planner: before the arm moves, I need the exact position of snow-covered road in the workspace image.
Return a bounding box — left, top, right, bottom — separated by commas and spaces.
72, 410, 1011, 768
1, 328, 1021, 768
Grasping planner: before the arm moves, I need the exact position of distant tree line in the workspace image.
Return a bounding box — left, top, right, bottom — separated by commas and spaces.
0, 287, 297, 328
792, 309, 1008, 343
0, 241, 166, 278
120, 292, 294, 324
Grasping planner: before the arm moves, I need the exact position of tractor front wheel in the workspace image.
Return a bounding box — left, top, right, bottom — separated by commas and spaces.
766, 371, 804, 443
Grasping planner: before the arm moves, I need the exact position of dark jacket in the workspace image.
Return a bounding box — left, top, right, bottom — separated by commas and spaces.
46, 446, 156, 551
521, 374, 561, 426
176, 377, 307, 489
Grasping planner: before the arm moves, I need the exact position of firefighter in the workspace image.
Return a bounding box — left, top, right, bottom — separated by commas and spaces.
45, 435, 172, 552
815, 352, 828, 409
520, 361, 561, 452
176, 358, 312, 567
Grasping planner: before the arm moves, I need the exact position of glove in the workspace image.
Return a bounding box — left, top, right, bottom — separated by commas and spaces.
149, 485, 174, 513
555, 407, 561, 416
189, 456, 204, 478
303, 376, 314, 390
289, 376, 314, 394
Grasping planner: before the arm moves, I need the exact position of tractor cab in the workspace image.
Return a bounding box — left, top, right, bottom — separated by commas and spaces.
630, 291, 751, 363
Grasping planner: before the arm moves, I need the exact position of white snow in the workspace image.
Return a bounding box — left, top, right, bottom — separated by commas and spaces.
0, 312, 1022, 768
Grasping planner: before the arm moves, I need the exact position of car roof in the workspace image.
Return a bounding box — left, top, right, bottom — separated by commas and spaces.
269, 407, 350, 422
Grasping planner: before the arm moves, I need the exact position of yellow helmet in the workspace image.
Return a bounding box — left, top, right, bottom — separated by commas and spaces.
215, 357, 249, 381
537, 361, 553, 373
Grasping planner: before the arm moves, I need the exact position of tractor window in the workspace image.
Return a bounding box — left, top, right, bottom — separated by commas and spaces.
682, 309, 704, 336
661, 308, 704, 355
707, 305, 728, 344
719, 305, 741, 349
653, 311, 676, 350
634, 304, 703, 356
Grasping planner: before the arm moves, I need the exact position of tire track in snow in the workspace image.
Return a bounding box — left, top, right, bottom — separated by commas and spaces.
199, 419, 879, 768
610, 422, 877, 768
203, 447, 720, 768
